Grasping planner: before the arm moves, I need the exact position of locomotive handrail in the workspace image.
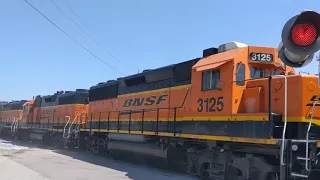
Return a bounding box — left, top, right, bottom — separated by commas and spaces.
299, 71, 311, 75
74, 115, 83, 149
107, 103, 185, 114
231, 75, 281, 83
13, 118, 19, 133
63, 116, 71, 138
10, 117, 16, 133
76, 114, 83, 132
68, 116, 79, 138
272, 75, 287, 166
268, 76, 272, 137
306, 100, 319, 171
39, 116, 49, 129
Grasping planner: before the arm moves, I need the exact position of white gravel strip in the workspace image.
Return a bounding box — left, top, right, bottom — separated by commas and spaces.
0, 155, 50, 180
0, 139, 29, 156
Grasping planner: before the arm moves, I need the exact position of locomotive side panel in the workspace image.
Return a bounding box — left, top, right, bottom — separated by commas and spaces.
116, 85, 190, 135
86, 83, 192, 135
86, 59, 199, 135
0, 110, 23, 127
0, 100, 26, 137
39, 105, 75, 129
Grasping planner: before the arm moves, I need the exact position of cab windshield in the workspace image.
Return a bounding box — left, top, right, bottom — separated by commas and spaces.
250, 67, 285, 79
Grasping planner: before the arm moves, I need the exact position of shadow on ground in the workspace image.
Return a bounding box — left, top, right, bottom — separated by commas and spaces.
0, 137, 196, 180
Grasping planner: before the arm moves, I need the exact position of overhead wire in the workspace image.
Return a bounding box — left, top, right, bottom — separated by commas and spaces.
60, 0, 90, 28
60, 0, 122, 59
49, 0, 134, 73
23, 0, 126, 76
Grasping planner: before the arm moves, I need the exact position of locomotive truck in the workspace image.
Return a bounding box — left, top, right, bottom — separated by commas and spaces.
1, 10, 320, 180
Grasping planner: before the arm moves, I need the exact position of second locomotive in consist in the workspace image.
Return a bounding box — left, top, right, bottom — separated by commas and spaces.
1, 41, 320, 180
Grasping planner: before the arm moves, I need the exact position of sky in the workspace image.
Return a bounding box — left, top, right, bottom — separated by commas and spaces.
0, 0, 320, 101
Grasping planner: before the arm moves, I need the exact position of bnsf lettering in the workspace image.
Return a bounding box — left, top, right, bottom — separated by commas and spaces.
133, 98, 144, 106
157, 95, 167, 104
123, 95, 168, 107
145, 96, 156, 105
123, 99, 132, 107
41, 109, 57, 115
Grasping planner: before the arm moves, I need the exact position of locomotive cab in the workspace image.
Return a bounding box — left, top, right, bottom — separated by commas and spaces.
22, 100, 35, 126
187, 42, 295, 141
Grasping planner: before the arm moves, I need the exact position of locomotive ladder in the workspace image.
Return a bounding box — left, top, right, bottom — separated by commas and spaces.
13, 118, 19, 134
67, 116, 79, 138
63, 116, 71, 139
10, 117, 16, 133
273, 75, 287, 167
289, 100, 319, 179
75, 114, 83, 148
305, 100, 319, 170
277, 73, 319, 179
275, 75, 311, 179
62, 115, 80, 148
272, 75, 288, 180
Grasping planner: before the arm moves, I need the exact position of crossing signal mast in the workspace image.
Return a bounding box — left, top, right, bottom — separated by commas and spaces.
278, 10, 320, 70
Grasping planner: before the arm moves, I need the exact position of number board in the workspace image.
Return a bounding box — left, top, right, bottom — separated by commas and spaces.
249, 52, 274, 63
197, 96, 224, 112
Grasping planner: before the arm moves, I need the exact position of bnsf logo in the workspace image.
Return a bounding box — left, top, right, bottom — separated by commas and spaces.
123, 94, 168, 107
306, 95, 320, 106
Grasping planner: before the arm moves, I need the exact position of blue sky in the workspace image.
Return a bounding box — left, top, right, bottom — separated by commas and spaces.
1, 0, 320, 101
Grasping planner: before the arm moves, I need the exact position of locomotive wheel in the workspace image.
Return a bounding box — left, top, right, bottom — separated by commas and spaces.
85, 137, 92, 152
91, 137, 99, 154
98, 138, 108, 156
199, 163, 210, 180
265, 172, 279, 180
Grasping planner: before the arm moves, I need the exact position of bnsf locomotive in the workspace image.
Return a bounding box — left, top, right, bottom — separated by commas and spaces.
1, 42, 320, 180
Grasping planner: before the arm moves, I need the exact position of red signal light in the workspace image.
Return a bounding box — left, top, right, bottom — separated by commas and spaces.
291, 23, 317, 46
278, 11, 320, 68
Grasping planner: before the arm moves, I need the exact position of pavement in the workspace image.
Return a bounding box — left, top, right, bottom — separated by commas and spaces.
0, 139, 196, 180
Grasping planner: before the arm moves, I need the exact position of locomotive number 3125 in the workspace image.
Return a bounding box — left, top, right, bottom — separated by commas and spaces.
197, 96, 224, 112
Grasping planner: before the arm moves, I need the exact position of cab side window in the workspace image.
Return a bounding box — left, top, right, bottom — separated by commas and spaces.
288, 71, 294, 75
202, 69, 221, 90
23, 105, 28, 113
236, 63, 245, 86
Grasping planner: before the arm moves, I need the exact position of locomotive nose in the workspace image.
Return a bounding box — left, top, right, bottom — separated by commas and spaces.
308, 169, 320, 180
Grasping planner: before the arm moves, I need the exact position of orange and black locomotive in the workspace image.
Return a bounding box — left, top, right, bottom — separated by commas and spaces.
1, 41, 320, 180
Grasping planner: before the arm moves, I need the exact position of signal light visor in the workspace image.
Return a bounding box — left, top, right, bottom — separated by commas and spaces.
291, 23, 317, 47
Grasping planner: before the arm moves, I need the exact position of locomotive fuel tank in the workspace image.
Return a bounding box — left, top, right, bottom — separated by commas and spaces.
107, 133, 169, 168
107, 133, 148, 143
